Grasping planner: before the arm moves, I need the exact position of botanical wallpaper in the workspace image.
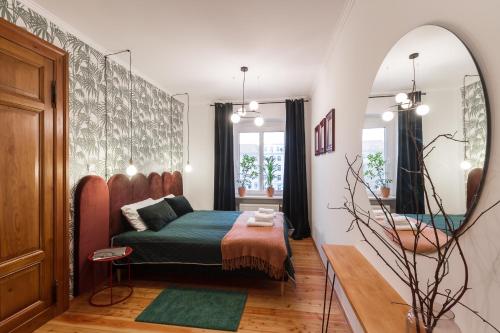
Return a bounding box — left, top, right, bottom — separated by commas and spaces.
0, 0, 183, 295
462, 80, 487, 169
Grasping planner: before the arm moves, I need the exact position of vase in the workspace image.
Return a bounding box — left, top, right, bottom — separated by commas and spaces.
380, 186, 390, 198
238, 187, 246, 197
406, 307, 461, 333
266, 187, 275, 197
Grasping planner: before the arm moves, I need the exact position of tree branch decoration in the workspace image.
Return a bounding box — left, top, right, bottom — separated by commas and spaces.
333, 132, 500, 333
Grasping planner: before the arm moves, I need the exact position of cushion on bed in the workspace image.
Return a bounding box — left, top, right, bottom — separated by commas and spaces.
121, 198, 155, 231
165, 195, 193, 217
137, 200, 178, 231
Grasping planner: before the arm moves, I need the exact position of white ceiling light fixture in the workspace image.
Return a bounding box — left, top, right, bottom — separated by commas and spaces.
230, 66, 264, 126
381, 53, 431, 121
382, 111, 394, 122
460, 160, 472, 170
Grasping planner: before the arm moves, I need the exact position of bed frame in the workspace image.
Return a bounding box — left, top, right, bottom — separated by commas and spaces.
73, 171, 182, 295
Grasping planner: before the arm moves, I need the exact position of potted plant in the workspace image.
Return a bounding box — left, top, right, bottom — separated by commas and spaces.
237, 154, 258, 197
263, 156, 279, 197
364, 152, 392, 198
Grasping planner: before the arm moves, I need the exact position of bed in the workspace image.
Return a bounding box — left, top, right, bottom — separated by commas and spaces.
73, 171, 294, 296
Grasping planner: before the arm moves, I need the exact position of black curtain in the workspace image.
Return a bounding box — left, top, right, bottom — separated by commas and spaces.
283, 99, 310, 239
396, 108, 425, 214
213, 103, 236, 211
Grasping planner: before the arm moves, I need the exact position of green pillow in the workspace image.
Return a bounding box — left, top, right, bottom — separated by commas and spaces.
137, 200, 178, 231
164, 196, 194, 217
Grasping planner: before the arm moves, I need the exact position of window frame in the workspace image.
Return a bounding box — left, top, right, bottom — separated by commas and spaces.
362, 115, 398, 193
234, 119, 285, 196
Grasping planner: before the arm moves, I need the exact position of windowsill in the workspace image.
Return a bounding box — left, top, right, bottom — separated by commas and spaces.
235, 195, 283, 200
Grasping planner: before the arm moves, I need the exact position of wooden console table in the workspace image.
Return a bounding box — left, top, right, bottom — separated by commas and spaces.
321, 244, 408, 333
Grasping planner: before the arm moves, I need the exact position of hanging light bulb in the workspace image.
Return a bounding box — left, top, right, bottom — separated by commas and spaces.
382, 111, 394, 122
395, 93, 408, 104
400, 98, 412, 109
231, 113, 241, 123
184, 163, 193, 173
416, 104, 430, 116
254, 116, 264, 127
460, 160, 472, 170
249, 100, 259, 111
126, 159, 137, 176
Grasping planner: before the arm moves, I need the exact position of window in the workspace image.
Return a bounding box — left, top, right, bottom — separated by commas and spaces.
362, 128, 386, 191
235, 121, 285, 194
362, 114, 398, 194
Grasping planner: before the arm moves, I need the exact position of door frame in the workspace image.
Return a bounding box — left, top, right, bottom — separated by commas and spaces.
0, 16, 69, 328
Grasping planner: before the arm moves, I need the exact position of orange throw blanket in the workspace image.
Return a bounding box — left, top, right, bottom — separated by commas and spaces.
221, 211, 288, 279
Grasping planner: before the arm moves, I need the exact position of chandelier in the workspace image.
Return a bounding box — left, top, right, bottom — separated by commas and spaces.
230, 66, 264, 126
382, 53, 430, 122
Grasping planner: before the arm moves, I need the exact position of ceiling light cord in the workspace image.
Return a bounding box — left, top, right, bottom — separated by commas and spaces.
103, 49, 132, 178
129, 49, 133, 164
172, 93, 190, 167
242, 70, 246, 111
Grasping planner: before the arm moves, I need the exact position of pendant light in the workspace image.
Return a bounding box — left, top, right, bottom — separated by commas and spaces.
126, 50, 137, 176
230, 66, 263, 126
382, 53, 430, 122
172, 93, 192, 173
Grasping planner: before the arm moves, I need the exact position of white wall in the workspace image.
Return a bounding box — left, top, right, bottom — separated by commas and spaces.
310, 1, 500, 332
422, 88, 466, 214
184, 99, 311, 213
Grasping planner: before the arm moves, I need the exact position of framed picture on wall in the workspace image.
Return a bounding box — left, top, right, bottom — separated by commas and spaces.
314, 124, 321, 156
319, 118, 326, 154
326, 109, 335, 152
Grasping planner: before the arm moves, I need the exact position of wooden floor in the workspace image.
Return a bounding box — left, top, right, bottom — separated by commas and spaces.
37, 239, 351, 333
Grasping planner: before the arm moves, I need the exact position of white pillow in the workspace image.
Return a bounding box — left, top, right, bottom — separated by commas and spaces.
150, 194, 175, 205
121, 198, 155, 232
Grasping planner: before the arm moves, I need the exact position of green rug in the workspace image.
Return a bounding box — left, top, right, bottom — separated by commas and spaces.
136, 286, 247, 331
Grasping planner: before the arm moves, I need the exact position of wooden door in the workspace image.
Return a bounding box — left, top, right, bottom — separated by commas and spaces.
0, 18, 69, 333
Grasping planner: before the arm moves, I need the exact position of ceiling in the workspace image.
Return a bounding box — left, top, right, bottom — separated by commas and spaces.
371, 25, 479, 95
31, 0, 347, 102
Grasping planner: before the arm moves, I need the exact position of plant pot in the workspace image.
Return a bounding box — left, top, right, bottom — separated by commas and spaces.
266, 187, 275, 197
380, 186, 390, 198
238, 187, 246, 197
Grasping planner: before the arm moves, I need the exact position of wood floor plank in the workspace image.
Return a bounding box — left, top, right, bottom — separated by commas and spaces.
37, 239, 351, 333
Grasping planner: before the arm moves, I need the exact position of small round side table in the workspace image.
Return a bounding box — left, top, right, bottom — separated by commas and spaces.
87, 246, 133, 307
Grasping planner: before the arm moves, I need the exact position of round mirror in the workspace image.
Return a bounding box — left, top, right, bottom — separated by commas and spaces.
362, 25, 489, 249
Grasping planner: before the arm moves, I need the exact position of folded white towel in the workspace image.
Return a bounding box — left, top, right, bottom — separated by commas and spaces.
258, 208, 275, 214
254, 212, 274, 222
247, 217, 274, 227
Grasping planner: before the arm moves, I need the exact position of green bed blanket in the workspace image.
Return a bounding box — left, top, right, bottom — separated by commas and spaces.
112, 210, 295, 279
405, 214, 464, 235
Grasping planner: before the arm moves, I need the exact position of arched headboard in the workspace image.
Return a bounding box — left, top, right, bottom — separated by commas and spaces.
467, 167, 483, 210
73, 175, 110, 295
74, 171, 183, 295
131, 173, 150, 202
148, 172, 164, 199
108, 174, 133, 237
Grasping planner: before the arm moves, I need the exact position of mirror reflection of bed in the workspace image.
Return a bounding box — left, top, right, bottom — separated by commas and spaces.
362, 25, 488, 239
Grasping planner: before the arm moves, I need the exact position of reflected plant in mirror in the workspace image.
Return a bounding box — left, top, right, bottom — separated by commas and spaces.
364, 152, 392, 197
334, 25, 499, 333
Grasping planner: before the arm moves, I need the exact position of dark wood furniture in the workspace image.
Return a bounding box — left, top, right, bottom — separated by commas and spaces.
87, 247, 133, 307
321, 244, 408, 333
325, 108, 335, 152
0, 17, 69, 333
